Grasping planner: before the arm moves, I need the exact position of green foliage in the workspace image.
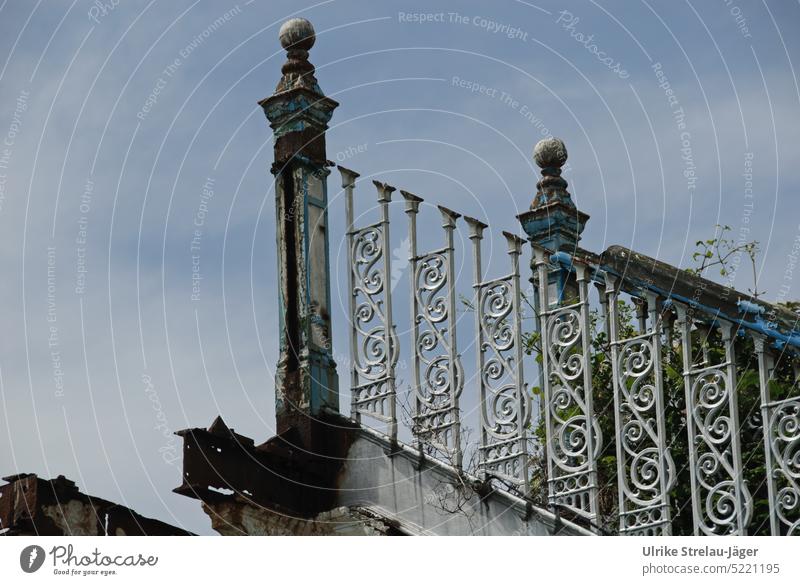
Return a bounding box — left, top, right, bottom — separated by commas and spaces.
685, 224, 763, 298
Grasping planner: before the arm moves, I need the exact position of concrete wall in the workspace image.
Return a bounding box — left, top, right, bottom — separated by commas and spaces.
334, 428, 591, 536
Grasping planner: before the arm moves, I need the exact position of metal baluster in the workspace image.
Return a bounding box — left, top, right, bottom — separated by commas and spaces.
343, 174, 398, 436
505, 231, 530, 495
465, 216, 488, 480
533, 246, 557, 509
675, 304, 703, 534
340, 167, 360, 423
646, 291, 674, 535
721, 322, 751, 534
575, 262, 599, 523
441, 206, 463, 469
374, 181, 398, 442
754, 334, 778, 535
401, 190, 424, 449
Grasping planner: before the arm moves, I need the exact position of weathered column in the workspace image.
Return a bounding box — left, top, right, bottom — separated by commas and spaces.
259, 18, 340, 434
518, 137, 589, 313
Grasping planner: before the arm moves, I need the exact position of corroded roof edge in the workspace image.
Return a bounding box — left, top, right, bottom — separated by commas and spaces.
568, 244, 800, 349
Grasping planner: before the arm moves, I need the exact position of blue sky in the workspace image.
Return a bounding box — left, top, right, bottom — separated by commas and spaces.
0, 0, 798, 535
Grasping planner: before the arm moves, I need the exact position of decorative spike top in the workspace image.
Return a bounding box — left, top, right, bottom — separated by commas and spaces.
260, 18, 337, 166
400, 190, 423, 214
531, 137, 571, 209
373, 180, 396, 203
275, 18, 321, 94
279, 18, 315, 50
533, 137, 568, 169
464, 216, 488, 240
501, 231, 525, 256
518, 136, 589, 252
438, 205, 461, 230
338, 165, 360, 188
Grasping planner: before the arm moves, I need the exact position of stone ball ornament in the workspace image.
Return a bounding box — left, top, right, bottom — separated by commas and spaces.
533, 137, 568, 170
279, 18, 316, 51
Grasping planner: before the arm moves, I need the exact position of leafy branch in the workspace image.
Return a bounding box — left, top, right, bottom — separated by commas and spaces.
685, 224, 763, 299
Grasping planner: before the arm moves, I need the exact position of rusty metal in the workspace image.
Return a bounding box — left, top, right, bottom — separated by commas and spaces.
174, 415, 358, 519
0, 473, 192, 536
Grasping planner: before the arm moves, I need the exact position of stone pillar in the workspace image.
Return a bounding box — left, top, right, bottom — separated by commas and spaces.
517, 137, 588, 253
518, 138, 589, 303
259, 18, 339, 434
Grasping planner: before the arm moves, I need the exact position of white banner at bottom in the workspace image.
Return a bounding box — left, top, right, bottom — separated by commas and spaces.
1, 536, 798, 584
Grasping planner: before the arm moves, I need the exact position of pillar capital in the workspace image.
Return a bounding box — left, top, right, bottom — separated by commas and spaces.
518, 137, 588, 252
259, 18, 338, 167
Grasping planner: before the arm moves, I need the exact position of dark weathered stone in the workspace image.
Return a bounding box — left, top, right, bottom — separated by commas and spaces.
0, 474, 192, 536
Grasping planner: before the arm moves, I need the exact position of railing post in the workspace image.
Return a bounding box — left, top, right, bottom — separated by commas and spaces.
753, 334, 779, 535
465, 216, 488, 480
506, 232, 530, 496
720, 321, 750, 534
605, 274, 626, 531
533, 246, 557, 507
441, 206, 463, 469
675, 303, 702, 534
646, 292, 674, 532
401, 190, 424, 449
575, 262, 599, 524
375, 181, 398, 442
340, 167, 361, 424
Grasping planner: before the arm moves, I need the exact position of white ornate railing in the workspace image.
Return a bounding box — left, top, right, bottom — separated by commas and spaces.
467, 219, 531, 494
403, 194, 464, 465
334, 146, 800, 536
341, 169, 398, 440
604, 281, 675, 535
534, 249, 601, 524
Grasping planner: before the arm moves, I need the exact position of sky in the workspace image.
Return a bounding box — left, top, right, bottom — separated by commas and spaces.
0, 0, 798, 535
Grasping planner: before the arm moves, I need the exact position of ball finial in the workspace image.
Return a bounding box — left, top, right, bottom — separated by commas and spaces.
533, 137, 568, 169
279, 18, 315, 51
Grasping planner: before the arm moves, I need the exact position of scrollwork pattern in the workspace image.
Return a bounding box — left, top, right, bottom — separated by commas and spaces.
350, 225, 397, 421
768, 398, 800, 535
688, 368, 753, 535
413, 251, 463, 452
615, 337, 675, 534
544, 306, 601, 519
477, 279, 530, 485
